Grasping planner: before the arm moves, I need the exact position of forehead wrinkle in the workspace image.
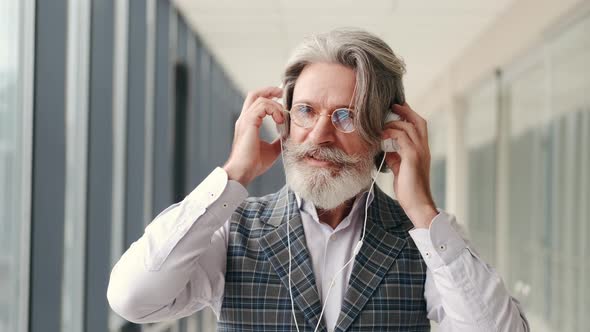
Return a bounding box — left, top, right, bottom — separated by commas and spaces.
292, 86, 355, 110
292, 63, 356, 111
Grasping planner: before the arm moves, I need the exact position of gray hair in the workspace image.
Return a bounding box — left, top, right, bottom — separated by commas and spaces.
282, 27, 406, 147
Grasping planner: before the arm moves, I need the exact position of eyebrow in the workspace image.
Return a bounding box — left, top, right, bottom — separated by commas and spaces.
292, 100, 355, 110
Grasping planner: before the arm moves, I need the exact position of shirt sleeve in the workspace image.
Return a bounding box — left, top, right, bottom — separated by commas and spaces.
409, 210, 530, 332
107, 167, 248, 323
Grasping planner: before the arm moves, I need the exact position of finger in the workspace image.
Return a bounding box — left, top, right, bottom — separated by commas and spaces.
384, 152, 401, 175
382, 128, 417, 160
387, 120, 421, 146
248, 96, 283, 111
270, 137, 283, 155
244, 87, 283, 108
248, 98, 285, 125
392, 103, 428, 140
243, 86, 283, 111
261, 137, 283, 160
256, 138, 283, 176
258, 98, 286, 124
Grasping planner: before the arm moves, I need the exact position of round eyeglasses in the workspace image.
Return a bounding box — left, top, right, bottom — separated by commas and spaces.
287, 103, 356, 133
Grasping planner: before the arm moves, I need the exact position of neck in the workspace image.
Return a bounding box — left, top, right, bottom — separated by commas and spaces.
316, 197, 355, 229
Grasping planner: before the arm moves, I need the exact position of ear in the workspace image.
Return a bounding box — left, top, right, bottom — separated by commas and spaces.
276, 110, 290, 139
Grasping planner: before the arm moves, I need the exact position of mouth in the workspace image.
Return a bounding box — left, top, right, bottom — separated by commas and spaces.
303, 153, 338, 167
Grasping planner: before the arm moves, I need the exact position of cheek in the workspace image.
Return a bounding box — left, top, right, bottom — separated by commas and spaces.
338, 134, 373, 155
288, 124, 308, 143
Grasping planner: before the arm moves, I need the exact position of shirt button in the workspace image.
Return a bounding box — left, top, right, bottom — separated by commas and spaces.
425, 251, 431, 258
439, 244, 447, 252
330, 235, 337, 241
222, 202, 228, 208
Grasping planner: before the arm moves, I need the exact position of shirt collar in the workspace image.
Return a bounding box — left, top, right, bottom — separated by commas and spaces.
293, 187, 376, 230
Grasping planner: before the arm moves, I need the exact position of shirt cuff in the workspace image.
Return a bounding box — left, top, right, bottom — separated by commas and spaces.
183, 167, 249, 223
408, 209, 467, 270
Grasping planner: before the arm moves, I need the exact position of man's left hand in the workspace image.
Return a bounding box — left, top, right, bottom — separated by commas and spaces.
381, 103, 438, 229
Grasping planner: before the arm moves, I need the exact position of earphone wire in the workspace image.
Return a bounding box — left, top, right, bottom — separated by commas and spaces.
280, 138, 301, 332
312, 152, 387, 332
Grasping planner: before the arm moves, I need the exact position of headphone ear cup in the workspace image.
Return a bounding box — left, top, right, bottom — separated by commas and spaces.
276, 110, 290, 139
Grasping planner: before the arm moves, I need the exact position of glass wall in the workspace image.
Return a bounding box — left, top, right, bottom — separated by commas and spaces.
1, 0, 265, 331
504, 56, 547, 328
463, 11, 590, 332
428, 111, 447, 210
61, 0, 91, 331
464, 79, 499, 265
548, 16, 590, 330
0, 0, 34, 331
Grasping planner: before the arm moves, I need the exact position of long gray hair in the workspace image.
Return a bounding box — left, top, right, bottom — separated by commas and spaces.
282, 27, 406, 147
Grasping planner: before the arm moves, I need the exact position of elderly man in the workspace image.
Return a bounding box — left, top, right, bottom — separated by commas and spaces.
108, 28, 529, 331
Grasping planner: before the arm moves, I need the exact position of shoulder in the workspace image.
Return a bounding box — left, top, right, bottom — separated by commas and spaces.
228, 188, 286, 237
372, 185, 416, 235
235, 190, 279, 220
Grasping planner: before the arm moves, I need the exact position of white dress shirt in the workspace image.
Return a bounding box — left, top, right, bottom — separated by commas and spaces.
107, 167, 530, 331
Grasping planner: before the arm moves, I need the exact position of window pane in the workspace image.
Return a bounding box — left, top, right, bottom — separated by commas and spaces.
545, 13, 590, 331
61, 0, 91, 331
0, 0, 30, 331
464, 80, 498, 265
506, 62, 546, 323
502, 12, 590, 332
428, 111, 447, 210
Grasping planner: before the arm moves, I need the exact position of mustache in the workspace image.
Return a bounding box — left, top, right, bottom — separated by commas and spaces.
283, 140, 363, 166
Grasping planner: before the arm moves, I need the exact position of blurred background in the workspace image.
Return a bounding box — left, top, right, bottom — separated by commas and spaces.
1, 0, 589, 331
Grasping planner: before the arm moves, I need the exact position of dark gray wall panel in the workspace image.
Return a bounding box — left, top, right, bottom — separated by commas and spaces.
85, 1, 116, 332
209, 62, 232, 169
187, 36, 202, 190
125, 0, 148, 248
172, 60, 190, 201
198, 50, 212, 178
177, 13, 187, 60
29, 1, 68, 331
153, 0, 173, 215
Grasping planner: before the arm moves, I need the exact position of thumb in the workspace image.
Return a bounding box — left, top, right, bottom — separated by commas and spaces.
385, 152, 401, 176
270, 138, 283, 157
261, 138, 283, 163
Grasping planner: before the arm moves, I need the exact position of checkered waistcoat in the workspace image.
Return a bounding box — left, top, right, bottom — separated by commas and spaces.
218, 185, 430, 331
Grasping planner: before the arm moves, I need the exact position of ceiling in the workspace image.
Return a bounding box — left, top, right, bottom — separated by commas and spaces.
174, 0, 513, 106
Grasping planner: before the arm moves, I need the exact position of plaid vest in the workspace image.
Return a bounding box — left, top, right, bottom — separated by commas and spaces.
219, 185, 430, 331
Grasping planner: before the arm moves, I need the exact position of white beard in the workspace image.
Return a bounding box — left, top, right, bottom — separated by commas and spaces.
282, 139, 377, 210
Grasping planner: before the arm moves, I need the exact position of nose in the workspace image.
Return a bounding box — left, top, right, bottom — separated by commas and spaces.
307, 112, 336, 145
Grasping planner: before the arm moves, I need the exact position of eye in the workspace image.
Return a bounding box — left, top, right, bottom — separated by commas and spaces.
295, 104, 312, 114
294, 104, 314, 118
332, 108, 355, 133
333, 108, 352, 121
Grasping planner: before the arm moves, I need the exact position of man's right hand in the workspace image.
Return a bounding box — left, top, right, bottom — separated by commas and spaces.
223, 86, 285, 187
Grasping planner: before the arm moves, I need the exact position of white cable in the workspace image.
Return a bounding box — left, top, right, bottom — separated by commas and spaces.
280, 138, 301, 332
361, 151, 387, 251
312, 152, 387, 332
312, 249, 356, 332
